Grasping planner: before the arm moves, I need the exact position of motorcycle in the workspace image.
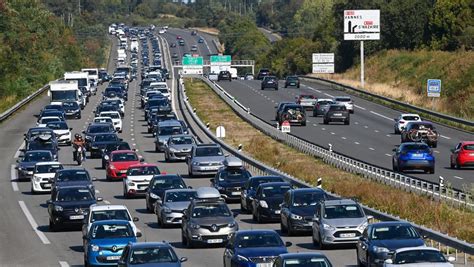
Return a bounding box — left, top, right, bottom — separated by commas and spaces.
73, 145, 85, 165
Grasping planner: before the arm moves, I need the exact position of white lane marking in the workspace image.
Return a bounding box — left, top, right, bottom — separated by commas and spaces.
440, 135, 451, 140
354, 122, 359, 125
385, 153, 392, 157
324, 93, 334, 97
454, 176, 463, 180
11, 165, 19, 192
369, 111, 393, 121
18, 201, 50, 244
434, 150, 440, 154
59, 261, 69, 267
341, 137, 347, 140
104, 200, 111, 204
133, 143, 137, 146
354, 142, 360, 145
330, 132, 335, 135
14, 141, 25, 158
374, 130, 379, 133
364, 126, 369, 129
369, 147, 375, 151
354, 105, 366, 110
313, 124, 318, 127
386, 134, 391, 137
321, 128, 326, 131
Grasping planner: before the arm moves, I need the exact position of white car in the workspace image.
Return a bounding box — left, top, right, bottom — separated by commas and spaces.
384, 247, 454, 266
93, 116, 113, 125
82, 205, 140, 237
123, 164, 162, 198
394, 114, 421, 134
334, 96, 354, 113
156, 87, 171, 101
45, 121, 72, 145
31, 162, 63, 193
36, 116, 61, 127
158, 29, 165, 34
99, 111, 122, 133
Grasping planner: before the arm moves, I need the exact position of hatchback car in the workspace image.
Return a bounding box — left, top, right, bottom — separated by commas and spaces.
252, 182, 292, 223
155, 189, 197, 227
278, 104, 306, 126
83, 123, 116, 149
62, 100, 82, 119
334, 96, 354, 113
211, 157, 251, 202
273, 252, 333, 267
261, 76, 279, 90
296, 94, 317, 110
154, 120, 184, 152
450, 141, 474, 169
90, 133, 121, 158
240, 176, 285, 214
393, 114, 421, 134
145, 174, 188, 212
123, 164, 161, 198
257, 68, 271, 80
106, 150, 144, 180
392, 142, 435, 174
187, 144, 226, 177
313, 99, 336, 117
284, 76, 300, 88
31, 161, 63, 193
323, 104, 350, 125
46, 121, 72, 146
52, 168, 95, 192
384, 247, 454, 267
118, 242, 187, 267
164, 134, 196, 162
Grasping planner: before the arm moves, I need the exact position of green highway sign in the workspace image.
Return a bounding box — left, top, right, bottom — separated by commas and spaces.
182, 56, 203, 66
210, 55, 231, 64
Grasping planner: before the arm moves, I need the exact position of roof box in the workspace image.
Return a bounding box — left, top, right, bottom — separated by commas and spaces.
196, 187, 220, 199
224, 156, 243, 168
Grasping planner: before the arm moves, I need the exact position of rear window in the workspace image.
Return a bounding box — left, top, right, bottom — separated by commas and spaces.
335, 97, 351, 102
463, 145, 474, 151
402, 116, 420, 121
329, 105, 346, 111
410, 123, 434, 130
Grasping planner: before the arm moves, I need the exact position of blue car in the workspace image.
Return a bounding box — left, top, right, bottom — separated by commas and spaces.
223, 230, 292, 267
84, 220, 141, 266
356, 221, 425, 267
240, 176, 285, 214
392, 142, 435, 174
118, 242, 187, 267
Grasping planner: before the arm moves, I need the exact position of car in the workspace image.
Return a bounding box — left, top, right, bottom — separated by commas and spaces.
296, 94, 317, 110
145, 174, 188, 212
312, 199, 371, 249
211, 157, 251, 202
101, 141, 131, 169
93, 116, 114, 125
244, 73, 254, 80
38, 110, 66, 122
82, 204, 140, 238
25, 136, 59, 161
83, 220, 140, 267
384, 247, 454, 267
24, 127, 57, 146
280, 188, 327, 236
392, 142, 435, 174
83, 123, 116, 149
191, 44, 198, 52
284, 76, 300, 88
149, 112, 178, 134
118, 242, 187, 267
177, 35, 182, 39
323, 104, 350, 125
261, 76, 279, 90
313, 99, 336, 117
155, 189, 197, 227
278, 104, 306, 126
183, 52, 191, 57
187, 143, 226, 177
52, 168, 95, 192
30, 162, 63, 193
106, 150, 144, 180
218, 71, 232, 82
179, 39, 185, 46
170, 43, 177, 48
356, 221, 425, 267
275, 102, 294, 121
334, 96, 354, 113
273, 252, 333, 267
393, 114, 421, 134
16, 150, 54, 181
401, 121, 439, 148
450, 141, 474, 169
46, 121, 72, 145
99, 111, 123, 132
154, 120, 184, 152
62, 101, 82, 119
223, 230, 291, 267
257, 68, 271, 80
164, 134, 196, 162
181, 188, 238, 248
40, 104, 65, 114
198, 37, 204, 43
123, 164, 162, 198
47, 185, 101, 231
172, 52, 178, 59
36, 116, 62, 127
240, 176, 285, 214
89, 133, 121, 158
252, 182, 292, 223
191, 30, 197, 36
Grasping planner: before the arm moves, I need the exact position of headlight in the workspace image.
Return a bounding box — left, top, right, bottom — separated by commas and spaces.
259, 200, 268, 208
216, 186, 224, 191
373, 246, 390, 253
109, 164, 116, 170
163, 206, 171, 213
227, 222, 236, 228
104, 155, 109, 161
17, 166, 23, 171
127, 182, 135, 186
192, 161, 200, 166
91, 146, 98, 150
323, 223, 335, 231
291, 214, 303, 220
169, 147, 178, 153
54, 205, 63, 212
359, 221, 368, 230
149, 193, 159, 199
91, 244, 100, 252
237, 255, 249, 262
33, 176, 41, 182
190, 223, 200, 229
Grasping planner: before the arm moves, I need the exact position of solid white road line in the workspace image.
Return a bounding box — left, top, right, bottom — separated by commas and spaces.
369, 111, 393, 121
58, 261, 69, 267
14, 141, 25, 159
18, 201, 50, 245
10, 165, 19, 192
324, 93, 334, 97
385, 154, 392, 157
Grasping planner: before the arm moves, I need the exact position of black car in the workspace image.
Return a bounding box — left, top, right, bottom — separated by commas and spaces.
95, 103, 121, 116
240, 176, 285, 214
41, 104, 65, 114
252, 182, 291, 223
257, 68, 271, 80
211, 158, 251, 202
145, 174, 188, 212
62, 101, 81, 119
145, 98, 171, 120
89, 133, 121, 158
52, 169, 95, 192
47, 185, 102, 231
98, 70, 111, 84
323, 104, 350, 125
38, 110, 66, 122
82, 123, 116, 149
278, 104, 306, 126
218, 71, 232, 82
261, 76, 278, 90
101, 141, 131, 169
280, 188, 327, 235
16, 150, 54, 181
284, 76, 300, 88
161, 68, 170, 79
25, 138, 60, 161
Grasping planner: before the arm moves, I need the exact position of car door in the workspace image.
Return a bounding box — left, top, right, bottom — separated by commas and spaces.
451, 143, 462, 164
252, 187, 263, 214
357, 226, 370, 264
223, 234, 235, 267
280, 191, 291, 228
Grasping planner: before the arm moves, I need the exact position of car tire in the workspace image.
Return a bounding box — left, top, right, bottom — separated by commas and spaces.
252, 210, 257, 222
323, 119, 328, 125
392, 161, 398, 172
301, 121, 306, 126
432, 142, 438, 148
240, 202, 247, 214
181, 230, 188, 246
49, 219, 57, 232
123, 185, 129, 199
394, 127, 400, 134
318, 233, 326, 250
455, 160, 461, 169
287, 220, 294, 236
256, 211, 263, 224
280, 221, 287, 234
155, 145, 159, 152
344, 119, 350, 125
356, 250, 364, 267
297, 85, 300, 88
84, 256, 90, 267
429, 167, 435, 174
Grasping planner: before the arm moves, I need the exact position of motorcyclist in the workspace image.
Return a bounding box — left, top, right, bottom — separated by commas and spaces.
72, 133, 86, 162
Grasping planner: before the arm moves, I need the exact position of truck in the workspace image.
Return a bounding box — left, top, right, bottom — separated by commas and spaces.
48, 80, 79, 105
81, 68, 99, 94
229, 67, 238, 79
117, 48, 126, 63
130, 38, 139, 52
64, 71, 90, 94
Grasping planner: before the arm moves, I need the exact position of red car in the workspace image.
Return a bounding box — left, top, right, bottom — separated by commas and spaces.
106, 150, 144, 180
176, 35, 182, 40
450, 141, 474, 169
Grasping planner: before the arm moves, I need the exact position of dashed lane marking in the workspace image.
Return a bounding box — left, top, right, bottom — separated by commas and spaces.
369, 147, 375, 151
354, 105, 366, 110
369, 111, 393, 121
385, 154, 392, 157
14, 141, 25, 158
11, 165, 19, 192
341, 137, 347, 140
354, 142, 360, 145
19, 201, 50, 244
440, 135, 451, 140
59, 261, 69, 267
104, 200, 111, 205
454, 176, 464, 180
324, 93, 334, 97
374, 130, 379, 133
330, 132, 335, 135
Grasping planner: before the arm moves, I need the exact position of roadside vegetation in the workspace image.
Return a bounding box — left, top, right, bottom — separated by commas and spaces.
184, 78, 474, 243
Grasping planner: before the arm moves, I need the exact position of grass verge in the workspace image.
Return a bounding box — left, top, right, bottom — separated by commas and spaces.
184, 77, 474, 243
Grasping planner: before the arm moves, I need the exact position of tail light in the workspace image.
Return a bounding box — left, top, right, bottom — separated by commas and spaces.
399, 121, 405, 124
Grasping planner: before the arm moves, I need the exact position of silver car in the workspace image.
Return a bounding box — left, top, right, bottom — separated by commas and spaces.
334, 96, 354, 114
312, 199, 371, 249
155, 189, 197, 227
187, 144, 226, 177
164, 135, 196, 162
154, 120, 184, 152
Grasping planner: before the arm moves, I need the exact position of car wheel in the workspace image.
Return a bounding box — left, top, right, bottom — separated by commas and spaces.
318, 233, 326, 250
146, 201, 152, 212
280, 221, 287, 234
155, 145, 159, 152
455, 160, 461, 169
312, 234, 318, 246
323, 119, 328, 124
287, 220, 294, 236
429, 167, 435, 174
252, 210, 257, 221
432, 142, 437, 148
256, 211, 263, 224
392, 160, 398, 172
394, 127, 400, 134
181, 230, 188, 246
31, 186, 36, 195
84, 255, 90, 267
240, 202, 247, 214
356, 250, 364, 267
49, 219, 56, 232
123, 185, 129, 199
344, 119, 350, 125
301, 121, 306, 126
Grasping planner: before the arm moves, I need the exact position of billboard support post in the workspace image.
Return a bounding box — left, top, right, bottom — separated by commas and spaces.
360, 41, 364, 88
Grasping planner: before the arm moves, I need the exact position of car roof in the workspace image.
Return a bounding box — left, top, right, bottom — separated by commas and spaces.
111, 150, 136, 154
25, 149, 52, 154
129, 242, 172, 249
28, 127, 53, 132
158, 120, 182, 126
165, 188, 196, 194
236, 229, 279, 236
317, 98, 334, 102
334, 96, 351, 99
323, 199, 357, 206
196, 143, 220, 148
291, 188, 325, 194
90, 204, 129, 211
394, 246, 440, 253
57, 168, 88, 172
128, 163, 157, 168
258, 182, 291, 187
55, 184, 92, 190
88, 122, 113, 127
461, 141, 474, 145
35, 161, 62, 166
370, 221, 413, 227
406, 121, 433, 125
196, 187, 220, 199
400, 113, 420, 117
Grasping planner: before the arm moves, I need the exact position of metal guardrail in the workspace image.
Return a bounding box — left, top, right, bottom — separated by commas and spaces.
0, 83, 51, 123
300, 76, 474, 127
178, 75, 474, 262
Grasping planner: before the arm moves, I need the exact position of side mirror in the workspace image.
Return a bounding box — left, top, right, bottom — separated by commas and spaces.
450, 148, 455, 153
19, 149, 25, 152
447, 256, 455, 262
392, 148, 397, 152
139, 158, 145, 163
92, 177, 98, 181
119, 138, 123, 141
136, 232, 142, 238
133, 217, 139, 222
82, 130, 86, 134
180, 257, 188, 263
188, 186, 192, 189
367, 215, 374, 222
285, 241, 292, 247
96, 197, 103, 202
46, 199, 53, 205
384, 259, 393, 264
69, 128, 73, 131
210, 178, 215, 184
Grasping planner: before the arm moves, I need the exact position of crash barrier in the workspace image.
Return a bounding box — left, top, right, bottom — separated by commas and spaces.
177, 75, 473, 263
300, 76, 474, 127
0, 83, 51, 123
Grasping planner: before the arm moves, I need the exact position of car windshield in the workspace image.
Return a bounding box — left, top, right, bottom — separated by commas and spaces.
195, 147, 223, 157
165, 191, 197, 202
393, 250, 447, 264
249, 177, 284, 190
35, 164, 63, 173
463, 144, 474, 150
191, 203, 231, 218
102, 113, 120, 119
94, 134, 118, 142
261, 185, 291, 197
235, 233, 282, 248
91, 210, 131, 222
127, 166, 160, 176
24, 152, 52, 162
28, 142, 55, 151
89, 125, 112, 133
283, 257, 331, 266
329, 105, 346, 111
130, 247, 178, 264
287, 76, 298, 81
40, 117, 60, 124
402, 116, 420, 121
105, 143, 130, 152
151, 178, 185, 190
410, 123, 434, 130
56, 188, 93, 202
94, 118, 112, 124
170, 136, 194, 145
159, 126, 182, 136
335, 97, 351, 102
293, 192, 325, 207
63, 102, 79, 108
90, 223, 134, 239
324, 205, 363, 219
112, 152, 138, 162
284, 106, 304, 113
46, 122, 68, 130
319, 101, 334, 105
218, 169, 251, 181
402, 144, 430, 151
56, 170, 89, 182
300, 95, 315, 99
370, 225, 420, 240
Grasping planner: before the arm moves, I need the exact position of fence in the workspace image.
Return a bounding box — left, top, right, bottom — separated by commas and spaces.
0, 84, 51, 123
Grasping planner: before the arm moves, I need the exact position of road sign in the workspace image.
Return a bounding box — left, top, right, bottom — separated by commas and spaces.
312, 53, 334, 63
281, 121, 291, 133
344, 10, 380, 40
312, 64, 335, 74
182, 56, 203, 66
210, 55, 231, 66
216, 126, 226, 138
427, 79, 441, 97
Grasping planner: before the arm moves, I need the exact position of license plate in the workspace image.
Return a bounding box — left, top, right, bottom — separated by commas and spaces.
207, 239, 223, 244
334, 113, 342, 116
232, 191, 241, 196
412, 153, 423, 158
43, 184, 51, 188
268, 81, 273, 84
69, 215, 84, 220
275, 210, 281, 214
340, 233, 356, 238
202, 167, 216, 171
106, 256, 121, 261
257, 263, 273, 267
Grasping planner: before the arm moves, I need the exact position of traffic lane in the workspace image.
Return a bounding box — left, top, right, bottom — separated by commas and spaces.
169, 28, 216, 58
163, 31, 190, 61
216, 79, 471, 189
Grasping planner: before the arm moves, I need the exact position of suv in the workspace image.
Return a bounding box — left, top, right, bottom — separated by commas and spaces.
218, 71, 232, 82
284, 76, 300, 88
257, 68, 271, 80
323, 104, 350, 125
211, 157, 251, 202
187, 144, 226, 177
261, 76, 278, 90
311, 199, 371, 249
181, 187, 238, 248
154, 120, 184, 152
401, 121, 438, 148
334, 96, 354, 114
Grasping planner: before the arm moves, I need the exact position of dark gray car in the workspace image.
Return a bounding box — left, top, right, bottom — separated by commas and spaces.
323, 104, 350, 125
187, 144, 226, 177
313, 99, 336, 116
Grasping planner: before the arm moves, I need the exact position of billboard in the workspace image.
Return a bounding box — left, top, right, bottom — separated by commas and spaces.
344, 10, 380, 40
